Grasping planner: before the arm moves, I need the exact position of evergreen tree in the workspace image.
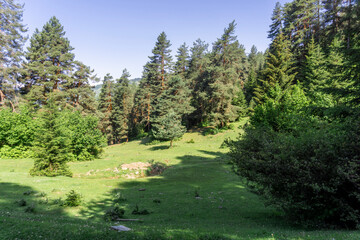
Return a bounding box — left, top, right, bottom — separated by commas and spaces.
174, 43, 190, 76
23, 17, 75, 108
204, 21, 248, 127
98, 74, 114, 144
0, 0, 27, 110
326, 37, 348, 104
268, 2, 283, 40
132, 73, 152, 132
152, 109, 186, 148
152, 75, 195, 127
132, 32, 173, 132
254, 33, 296, 104
245, 46, 265, 102
303, 38, 332, 105
66, 61, 98, 114
30, 100, 72, 177
187, 38, 209, 89
112, 69, 134, 143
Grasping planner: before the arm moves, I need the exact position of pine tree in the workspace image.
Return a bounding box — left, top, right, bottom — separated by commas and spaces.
254, 33, 296, 104
30, 100, 72, 177
174, 43, 190, 76
132, 32, 173, 132
0, 0, 27, 110
23, 17, 75, 108
268, 2, 283, 40
205, 21, 248, 127
152, 76, 195, 127
66, 61, 98, 114
98, 74, 114, 144
152, 109, 186, 148
112, 69, 134, 143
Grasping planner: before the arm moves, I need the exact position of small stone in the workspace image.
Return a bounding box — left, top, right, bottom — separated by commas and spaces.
110, 225, 131, 232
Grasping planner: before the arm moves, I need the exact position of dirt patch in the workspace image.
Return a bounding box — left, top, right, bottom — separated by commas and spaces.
121, 162, 151, 170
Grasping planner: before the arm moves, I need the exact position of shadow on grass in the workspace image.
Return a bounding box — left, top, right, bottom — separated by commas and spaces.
1, 148, 319, 239
77, 150, 292, 239
148, 145, 169, 151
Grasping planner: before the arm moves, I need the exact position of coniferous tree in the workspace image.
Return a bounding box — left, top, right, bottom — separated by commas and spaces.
152, 76, 195, 127
268, 2, 283, 40
98, 74, 114, 144
0, 0, 27, 110
30, 100, 72, 177
303, 38, 332, 105
245, 45, 265, 102
133, 32, 173, 132
174, 43, 190, 77
152, 109, 186, 148
203, 21, 248, 127
23, 17, 75, 108
254, 33, 296, 104
66, 61, 98, 114
112, 69, 134, 143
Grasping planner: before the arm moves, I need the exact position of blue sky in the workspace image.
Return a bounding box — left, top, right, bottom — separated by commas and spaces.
21, 0, 291, 80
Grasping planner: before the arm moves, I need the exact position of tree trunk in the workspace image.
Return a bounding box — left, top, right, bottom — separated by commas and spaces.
170, 139, 173, 148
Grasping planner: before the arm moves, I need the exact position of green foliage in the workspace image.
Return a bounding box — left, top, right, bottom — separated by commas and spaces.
29, 101, 73, 177
59, 111, 106, 161
254, 33, 296, 104
0, 107, 37, 158
64, 190, 82, 207
251, 85, 309, 132
104, 204, 125, 221
152, 110, 186, 147
0, 0, 27, 110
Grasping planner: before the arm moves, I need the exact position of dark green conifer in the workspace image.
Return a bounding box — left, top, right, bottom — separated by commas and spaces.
112, 69, 134, 143
174, 43, 190, 76
254, 33, 296, 104
30, 99, 72, 177
303, 38, 332, 105
98, 74, 114, 144
268, 2, 283, 40
205, 21, 248, 127
0, 0, 27, 110
152, 109, 186, 148
24, 17, 75, 108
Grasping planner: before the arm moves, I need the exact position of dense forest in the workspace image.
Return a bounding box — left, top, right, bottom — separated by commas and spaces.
1, 0, 360, 229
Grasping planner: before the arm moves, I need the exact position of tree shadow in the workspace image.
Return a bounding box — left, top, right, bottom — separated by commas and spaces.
148, 145, 169, 151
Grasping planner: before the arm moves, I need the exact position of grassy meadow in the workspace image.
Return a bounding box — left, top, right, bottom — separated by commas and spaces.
0, 119, 359, 240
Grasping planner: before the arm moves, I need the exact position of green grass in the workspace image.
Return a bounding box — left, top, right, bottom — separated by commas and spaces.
0, 119, 359, 239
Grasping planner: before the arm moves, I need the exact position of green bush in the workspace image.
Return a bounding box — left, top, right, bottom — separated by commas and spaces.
228, 113, 360, 228
0, 107, 37, 158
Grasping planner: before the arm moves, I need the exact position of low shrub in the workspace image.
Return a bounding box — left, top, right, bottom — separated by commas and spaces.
104, 204, 125, 221
64, 190, 82, 207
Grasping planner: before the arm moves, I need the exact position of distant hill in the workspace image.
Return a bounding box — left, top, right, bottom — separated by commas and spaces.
93, 78, 140, 97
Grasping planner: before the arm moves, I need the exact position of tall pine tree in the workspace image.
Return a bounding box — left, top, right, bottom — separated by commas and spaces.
112, 69, 134, 143
0, 0, 27, 110
98, 74, 114, 144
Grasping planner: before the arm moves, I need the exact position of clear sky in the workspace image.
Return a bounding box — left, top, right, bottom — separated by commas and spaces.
21, 0, 291, 80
